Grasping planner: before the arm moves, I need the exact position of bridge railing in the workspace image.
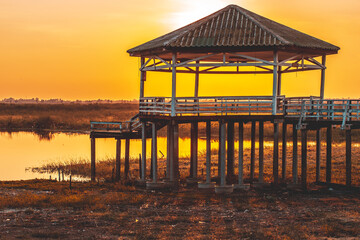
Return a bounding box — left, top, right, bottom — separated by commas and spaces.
139, 96, 284, 116
91, 114, 142, 133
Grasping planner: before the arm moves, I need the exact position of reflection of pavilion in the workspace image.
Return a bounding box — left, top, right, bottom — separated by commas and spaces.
91, 5, 357, 192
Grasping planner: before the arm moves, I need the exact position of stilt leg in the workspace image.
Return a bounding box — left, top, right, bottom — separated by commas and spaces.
282, 123, 287, 181
292, 124, 298, 184
190, 122, 198, 179
326, 126, 332, 184
91, 137, 96, 182
227, 121, 234, 179
315, 129, 321, 183
250, 121, 256, 182
151, 123, 157, 182
346, 126, 352, 187
259, 121, 264, 183
206, 121, 211, 183
301, 127, 307, 189
141, 122, 146, 181
116, 138, 121, 182
273, 122, 279, 185
125, 138, 130, 179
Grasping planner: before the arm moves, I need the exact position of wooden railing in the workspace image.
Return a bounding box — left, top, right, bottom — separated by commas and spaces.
139, 96, 284, 116
91, 114, 142, 133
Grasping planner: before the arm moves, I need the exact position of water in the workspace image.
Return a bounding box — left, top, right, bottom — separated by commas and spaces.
0, 131, 276, 180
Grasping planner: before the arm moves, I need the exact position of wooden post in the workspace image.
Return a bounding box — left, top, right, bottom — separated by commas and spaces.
141, 122, 146, 181
218, 122, 221, 177
301, 128, 307, 189
195, 60, 199, 98
166, 123, 171, 179
250, 121, 256, 182
206, 121, 211, 184
273, 122, 279, 185
115, 138, 121, 182
292, 124, 298, 184
171, 52, 177, 117
326, 126, 332, 184
227, 121, 235, 178
173, 123, 179, 180
220, 120, 226, 186
320, 55, 326, 99
238, 122, 244, 185
91, 137, 96, 182
315, 129, 321, 183
125, 138, 130, 179
277, 66, 282, 96
190, 122, 198, 179
258, 121, 264, 183
282, 123, 287, 181
140, 57, 146, 99
272, 50, 278, 115
151, 123, 157, 182
346, 127, 352, 187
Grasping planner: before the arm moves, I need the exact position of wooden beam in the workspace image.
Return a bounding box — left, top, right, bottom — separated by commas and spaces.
220, 120, 226, 186
190, 122, 198, 179
91, 137, 96, 182
206, 121, 211, 184
282, 123, 287, 181
258, 121, 264, 183
277, 66, 282, 96
140, 57, 146, 99
292, 124, 298, 184
227, 121, 235, 178
195, 61, 199, 98
326, 126, 332, 184
315, 129, 321, 183
250, 121, 256, 182
125, 138, 130, 180
115, 139, 121, 182
346, 128, 352, 187
151, 123, 157, 182
320, 55, 326, 99
141, 122, 146, 181
171, 52, 177, 117
301, 128, 308, 189
273, 122, 279, 185
238, 122, 244, 185
272, 51, 278, 115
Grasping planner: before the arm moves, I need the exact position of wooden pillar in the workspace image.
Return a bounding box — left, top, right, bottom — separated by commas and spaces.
171, 52, 177, 117
124, 138, 130, 179
292, 124, 298, 184
206, 121, 211, 183
151, 123, 157, 182
115, 139, 121, 182
258, 121, 264, 183
250, 121, 256, 182
218, 123, 221, 177
140, 57, 146, 99
315, 129, 321, 183
238, 122, 244, 185
301, 128, 307, 189
141, 122, 147, 181
219, 120, 226, 186
170, 122, 179, 181
272, 50, 278, 115
194, 60, 199, 98
282, 123, 287, 181
166, 124, 171, 179
320, 55, 326, 99
190, 122, 198, 179
227, 121, 235, 178
91, 137, 96, 182
277, 66, 282, 96
326, 126, 332, 184
346, 126, 352, 187
273, 122, 279, 185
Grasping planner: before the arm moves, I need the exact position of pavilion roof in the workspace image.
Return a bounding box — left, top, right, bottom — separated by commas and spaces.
127, 4, 340, 57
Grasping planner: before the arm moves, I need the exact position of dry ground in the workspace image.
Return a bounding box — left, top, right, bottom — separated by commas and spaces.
0, 180, 359, 239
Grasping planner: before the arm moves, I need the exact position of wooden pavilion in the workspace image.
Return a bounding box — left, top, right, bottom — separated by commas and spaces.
91, 5, 359, 193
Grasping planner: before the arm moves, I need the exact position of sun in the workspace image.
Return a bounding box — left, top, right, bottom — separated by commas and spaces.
169, 0, 238, 29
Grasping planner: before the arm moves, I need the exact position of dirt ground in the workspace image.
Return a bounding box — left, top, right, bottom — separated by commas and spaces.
0, 181, 359, 239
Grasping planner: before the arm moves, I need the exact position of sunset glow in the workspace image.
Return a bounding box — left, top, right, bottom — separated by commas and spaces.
1, 0, 360, 100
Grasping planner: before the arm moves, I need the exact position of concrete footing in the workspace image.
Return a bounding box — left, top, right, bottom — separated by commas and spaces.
198, 182, 216, 189
215, 184, 234, 194
186, 177, 199, 186
251, 182, 272, 189
135, 179, 147, 187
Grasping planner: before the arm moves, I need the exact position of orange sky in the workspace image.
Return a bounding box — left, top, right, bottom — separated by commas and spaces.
1, 0, 360, 100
